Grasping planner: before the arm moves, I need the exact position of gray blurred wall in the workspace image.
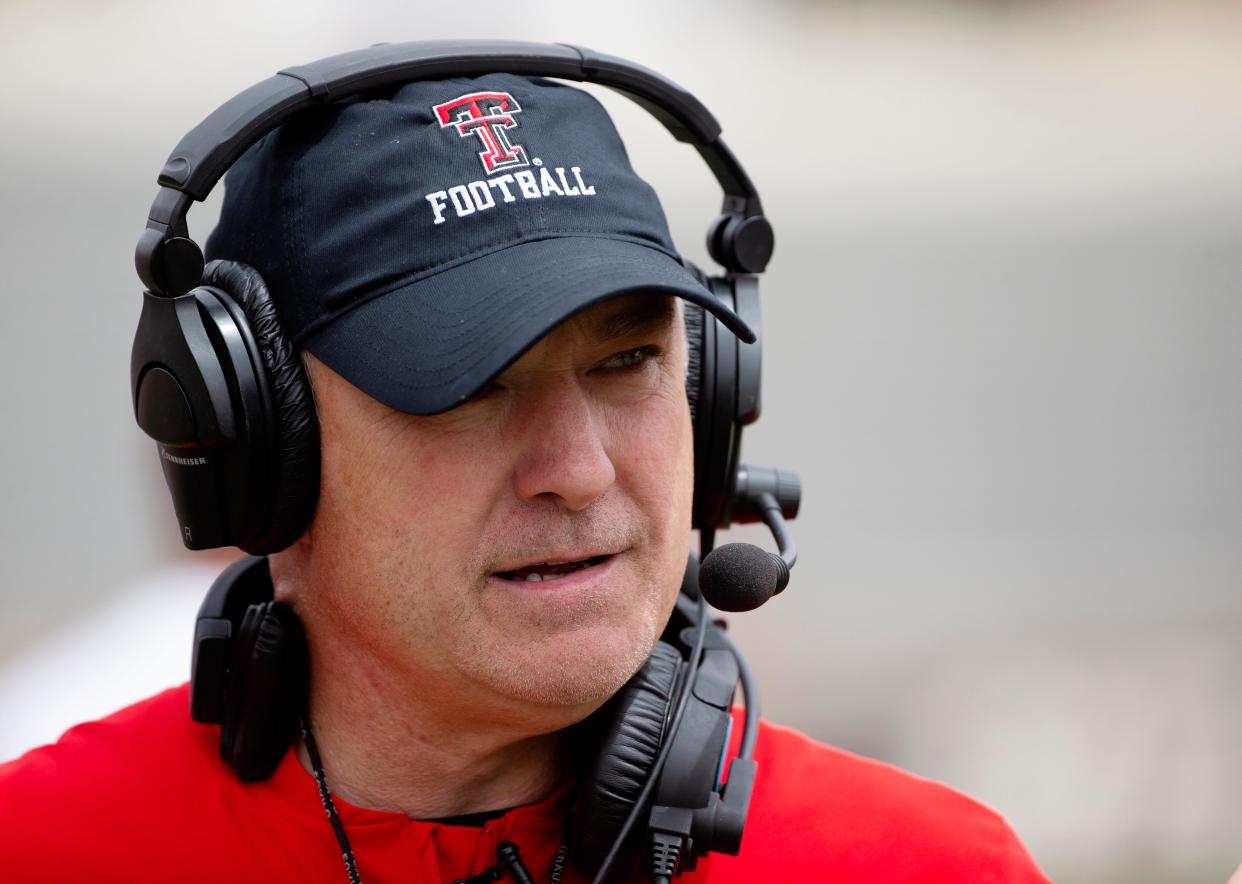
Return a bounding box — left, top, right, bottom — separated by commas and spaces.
2, 2, 1240, 881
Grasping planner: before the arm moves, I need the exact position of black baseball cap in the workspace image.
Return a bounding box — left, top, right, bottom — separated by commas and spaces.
205, 73, 754, 415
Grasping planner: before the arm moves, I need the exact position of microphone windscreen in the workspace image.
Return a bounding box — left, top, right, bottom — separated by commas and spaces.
698, 543, 779, 612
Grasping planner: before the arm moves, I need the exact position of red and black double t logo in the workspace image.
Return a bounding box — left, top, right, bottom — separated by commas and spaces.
433, 92, 529, 175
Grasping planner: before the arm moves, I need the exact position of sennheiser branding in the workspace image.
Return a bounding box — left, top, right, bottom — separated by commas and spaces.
161, 449, 207, 467
427, 90, 597, 226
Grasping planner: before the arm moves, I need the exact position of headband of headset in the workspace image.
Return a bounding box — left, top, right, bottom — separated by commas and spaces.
136, 40, 775, 298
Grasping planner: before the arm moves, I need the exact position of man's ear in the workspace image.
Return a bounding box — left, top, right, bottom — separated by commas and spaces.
267, 543, 307, 605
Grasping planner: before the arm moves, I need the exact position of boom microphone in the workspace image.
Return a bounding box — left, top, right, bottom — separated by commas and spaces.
697, 464, 801, 612
699, 543, 789, 612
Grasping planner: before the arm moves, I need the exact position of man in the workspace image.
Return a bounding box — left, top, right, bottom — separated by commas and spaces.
0, 65, 1048, 882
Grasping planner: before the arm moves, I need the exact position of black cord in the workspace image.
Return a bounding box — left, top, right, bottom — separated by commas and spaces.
300, 716, 363, 884
648, 829, 683, 883
755, 491, 797, 568
716, 627, 759, 761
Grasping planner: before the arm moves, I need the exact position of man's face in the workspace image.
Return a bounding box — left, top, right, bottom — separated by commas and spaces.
289, 293, 693, 726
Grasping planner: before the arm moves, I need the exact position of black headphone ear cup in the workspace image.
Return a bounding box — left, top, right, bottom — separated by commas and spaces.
219, 600, 308, 782
571, 641, 683, 877
201, 259, 320, 554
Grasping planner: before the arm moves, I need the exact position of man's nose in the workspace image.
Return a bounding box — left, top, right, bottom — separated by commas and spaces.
510, 375, 616, 511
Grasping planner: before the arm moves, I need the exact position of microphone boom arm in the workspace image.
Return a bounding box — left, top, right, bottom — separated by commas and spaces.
754, 491, 796, 569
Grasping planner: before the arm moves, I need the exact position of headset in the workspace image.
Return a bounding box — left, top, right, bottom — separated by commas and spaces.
132, 41, 795, 882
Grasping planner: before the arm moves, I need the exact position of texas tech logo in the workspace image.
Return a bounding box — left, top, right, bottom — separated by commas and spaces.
425, 89, 598, 226
433, 91, 529, 175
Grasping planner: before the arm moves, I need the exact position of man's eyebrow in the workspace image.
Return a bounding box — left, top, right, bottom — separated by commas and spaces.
589, 295, 678, 342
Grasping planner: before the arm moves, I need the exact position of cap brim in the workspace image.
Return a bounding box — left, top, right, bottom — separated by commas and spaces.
301, 236, 756, 415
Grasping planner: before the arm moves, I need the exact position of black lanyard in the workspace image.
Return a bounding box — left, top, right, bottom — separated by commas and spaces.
299, 717, 571, 884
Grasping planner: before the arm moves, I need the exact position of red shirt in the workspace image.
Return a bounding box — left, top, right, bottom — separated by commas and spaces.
0, 685, 1048, 882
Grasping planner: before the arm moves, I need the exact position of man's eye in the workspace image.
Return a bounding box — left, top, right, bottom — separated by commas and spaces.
599, 346, 658, 371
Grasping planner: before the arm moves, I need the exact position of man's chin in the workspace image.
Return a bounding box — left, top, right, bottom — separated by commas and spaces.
472, 627, 659, 714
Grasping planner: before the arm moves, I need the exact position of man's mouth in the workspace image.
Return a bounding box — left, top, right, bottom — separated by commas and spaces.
494, 554, 613, 583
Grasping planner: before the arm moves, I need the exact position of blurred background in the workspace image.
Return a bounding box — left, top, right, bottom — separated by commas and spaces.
1, 0, 1240, 880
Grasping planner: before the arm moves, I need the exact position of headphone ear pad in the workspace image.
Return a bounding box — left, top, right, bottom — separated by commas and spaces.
683, 300, 704, 426
571, 641, 683, 877
201, 259, 320, 554
219, 601, 308, 782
